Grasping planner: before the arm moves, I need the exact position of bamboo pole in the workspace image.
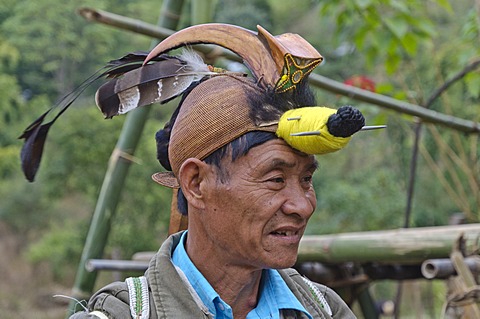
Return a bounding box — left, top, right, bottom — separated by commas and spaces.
84, 224, 480, 271
421, 257, 480, 279
77, 7, 233, 59
77, 7, 480, 134
308, 74, 480, 134
68, 1, 185, 314
191, 0, 214, 25
297, 224, 480, 264
77, 7, 175, 40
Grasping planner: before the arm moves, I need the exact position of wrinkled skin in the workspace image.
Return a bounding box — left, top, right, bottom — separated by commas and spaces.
182, 138, 318, 270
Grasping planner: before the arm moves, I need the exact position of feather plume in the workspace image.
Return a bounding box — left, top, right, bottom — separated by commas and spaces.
19, 50, 210, 182
96, 49, 214, 118
178, 49, 211, 78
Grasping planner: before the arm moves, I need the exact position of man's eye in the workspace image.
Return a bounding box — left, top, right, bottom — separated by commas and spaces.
270, 177, 285, 183
302, 175, 313, 184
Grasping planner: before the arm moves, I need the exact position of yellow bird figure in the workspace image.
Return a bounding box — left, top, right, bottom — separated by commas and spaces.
276, 105, 366, 155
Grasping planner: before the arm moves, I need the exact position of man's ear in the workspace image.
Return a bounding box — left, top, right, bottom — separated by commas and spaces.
178, 158, 211, 210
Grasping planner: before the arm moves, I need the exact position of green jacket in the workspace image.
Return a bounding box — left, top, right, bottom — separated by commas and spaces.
70, 232, 356, 319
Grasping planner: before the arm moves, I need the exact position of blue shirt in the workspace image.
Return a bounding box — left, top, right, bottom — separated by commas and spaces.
172, 231, 312, 319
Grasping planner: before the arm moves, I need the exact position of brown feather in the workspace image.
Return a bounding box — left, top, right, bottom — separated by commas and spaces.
19, 111, 52, 182
95, 53, 212, 118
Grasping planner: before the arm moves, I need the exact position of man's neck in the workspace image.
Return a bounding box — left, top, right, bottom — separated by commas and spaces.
209, 267, 262, 318
186, 233, 263, 318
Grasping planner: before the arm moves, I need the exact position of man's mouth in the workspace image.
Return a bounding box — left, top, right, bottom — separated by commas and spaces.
271, 230, 298, 236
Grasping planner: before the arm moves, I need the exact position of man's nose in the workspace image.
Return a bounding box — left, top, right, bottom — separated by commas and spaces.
281, 183, 316, 218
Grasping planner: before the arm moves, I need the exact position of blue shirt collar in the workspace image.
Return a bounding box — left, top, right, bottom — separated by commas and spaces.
172, 231, 312, 319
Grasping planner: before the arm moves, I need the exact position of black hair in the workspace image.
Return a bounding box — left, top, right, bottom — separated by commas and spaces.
248, 81, 317, 126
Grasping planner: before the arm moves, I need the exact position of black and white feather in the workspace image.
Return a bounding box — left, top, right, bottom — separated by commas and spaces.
96, 50, 213, 118
19, 49, 214, 182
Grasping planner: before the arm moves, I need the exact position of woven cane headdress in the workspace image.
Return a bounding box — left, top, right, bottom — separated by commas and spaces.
20, 23, 379, 184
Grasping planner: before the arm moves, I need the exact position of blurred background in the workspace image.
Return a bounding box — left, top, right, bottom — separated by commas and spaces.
0, 0, 478, 317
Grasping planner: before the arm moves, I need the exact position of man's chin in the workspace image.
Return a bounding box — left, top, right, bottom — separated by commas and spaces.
266, 252, 298, 269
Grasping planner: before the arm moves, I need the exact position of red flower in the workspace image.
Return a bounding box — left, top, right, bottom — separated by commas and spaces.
344, 75, 376, 92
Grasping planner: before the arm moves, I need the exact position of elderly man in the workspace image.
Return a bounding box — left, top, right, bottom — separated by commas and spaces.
71, 79, 357, 319
57, 24, 362, 319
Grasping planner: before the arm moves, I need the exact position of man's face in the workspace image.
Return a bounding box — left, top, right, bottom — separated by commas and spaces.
199, 139, 317, 270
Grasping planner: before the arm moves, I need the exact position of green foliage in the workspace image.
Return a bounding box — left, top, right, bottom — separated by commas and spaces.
3, 0, 100, 95
307, 128, 407, 234
1, 0, 158, 98
0, 36, 19, 72
317, 0, 440, 74
0, 145, 20, 179
27, 217, 89, 281
215, 0, 273, 30
0, 178, 49, 234
0, 75, 22, 145
465, 71, 480, 98
0, 37, 23, 145
38, 105, 124, 197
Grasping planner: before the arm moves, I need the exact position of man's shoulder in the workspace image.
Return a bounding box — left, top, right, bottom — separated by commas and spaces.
68, 281, 132, 319
278, 268, 357, 319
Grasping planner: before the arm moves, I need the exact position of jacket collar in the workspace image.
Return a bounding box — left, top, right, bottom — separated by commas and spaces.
147, 231, 211, 318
